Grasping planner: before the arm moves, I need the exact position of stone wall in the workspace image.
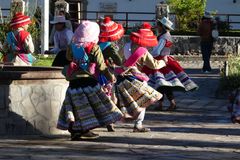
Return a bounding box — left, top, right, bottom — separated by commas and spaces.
0, 66, 69, 135
172, 36, 240, 56
119, 35, 240, 56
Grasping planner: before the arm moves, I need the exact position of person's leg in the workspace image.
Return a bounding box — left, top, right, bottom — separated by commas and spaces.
106, 124, 115, 132
155, 87, 165, 111
133, 109, 150, 132
165, 89, 177, 111
201, 42, 208, 72
206, 42, 213, 72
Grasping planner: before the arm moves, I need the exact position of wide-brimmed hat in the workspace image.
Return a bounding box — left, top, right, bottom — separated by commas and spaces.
157, 17, 174, 30
130, 22, 158, 47
10, 12, 31, 29
50, 16, 67, 24
99, 17, 125, 42
204, 11, 213, 19
72, 20, 100, 46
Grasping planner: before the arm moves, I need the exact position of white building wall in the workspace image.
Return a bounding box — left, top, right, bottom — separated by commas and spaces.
1, 0, 11, 16
206, 0, 240, 29
86, 0, 166, 26
206, 0, 240, 14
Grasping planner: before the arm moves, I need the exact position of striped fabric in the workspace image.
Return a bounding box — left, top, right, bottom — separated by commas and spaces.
115, 78, 162, 117
57, 84, 123, 132
148, 71, 185, 91
148, 70, 198, 92
177, 72, 199, 91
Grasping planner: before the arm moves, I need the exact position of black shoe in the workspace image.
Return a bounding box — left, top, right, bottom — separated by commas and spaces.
166, 105, 177, 111
154, 106, 163, 111
106, 124, 115, 132
71, 132, 82, 141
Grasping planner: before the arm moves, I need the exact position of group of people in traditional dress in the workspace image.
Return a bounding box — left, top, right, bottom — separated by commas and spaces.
55, 16, 198, 140
0, 12, 200, 140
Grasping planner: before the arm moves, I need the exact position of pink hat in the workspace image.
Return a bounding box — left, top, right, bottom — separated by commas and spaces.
72, 21, 100, 47
10, 12, 31, 29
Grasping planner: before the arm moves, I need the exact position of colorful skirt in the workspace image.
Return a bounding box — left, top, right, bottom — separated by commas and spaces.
115, 76, 162, 116
57, 84, 123, 132
142, 56, 198, 92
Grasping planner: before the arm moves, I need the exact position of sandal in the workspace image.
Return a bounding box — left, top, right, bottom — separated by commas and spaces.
166, 105, 177, 111
133, 127, 151, 133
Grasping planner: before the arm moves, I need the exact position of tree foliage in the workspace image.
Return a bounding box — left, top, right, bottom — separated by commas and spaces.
167, 0, 206, 31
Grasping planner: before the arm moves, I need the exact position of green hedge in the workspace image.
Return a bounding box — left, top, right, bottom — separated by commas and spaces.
32, 54, 54, 67
219, 55, 240, 91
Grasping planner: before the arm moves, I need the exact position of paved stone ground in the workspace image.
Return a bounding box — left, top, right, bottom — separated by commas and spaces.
0, 68, 240, 160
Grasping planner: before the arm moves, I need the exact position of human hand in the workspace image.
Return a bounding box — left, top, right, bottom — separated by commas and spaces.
163, 56, 168, 64
110, 75, 117, 83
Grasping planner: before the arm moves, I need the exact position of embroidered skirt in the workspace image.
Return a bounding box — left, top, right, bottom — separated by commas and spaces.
57, 84, 123, 132
142, 56, 198, 92
115, 76, 162, 116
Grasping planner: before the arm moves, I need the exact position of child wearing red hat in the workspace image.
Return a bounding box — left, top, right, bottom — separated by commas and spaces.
98, 17, 125, 131
142, 18, 198, 111
57, 21, 122, 140
1, 12, 35, 66
114, 23, 168, 132
98, 17, 124, 94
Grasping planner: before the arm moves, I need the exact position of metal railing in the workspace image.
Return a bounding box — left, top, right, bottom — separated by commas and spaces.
0, 8, 10, 23
215, 13, 240, 30
68, 10, 156, 31
68, 10, 240, 31
2, 7, 240, 31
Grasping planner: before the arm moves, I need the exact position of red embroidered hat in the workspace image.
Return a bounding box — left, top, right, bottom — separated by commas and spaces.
130, 22, 157, 47
99, 17, 125, 42
10, 12, 31, 29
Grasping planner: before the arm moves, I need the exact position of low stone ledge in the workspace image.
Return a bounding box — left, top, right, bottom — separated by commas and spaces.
0, 66, 69, 135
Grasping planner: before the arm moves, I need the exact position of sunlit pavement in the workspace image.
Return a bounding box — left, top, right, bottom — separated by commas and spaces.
0, 69, 239, 160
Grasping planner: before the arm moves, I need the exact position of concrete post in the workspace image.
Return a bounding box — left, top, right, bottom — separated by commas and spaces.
41, 0, 49, 54
10, 0, 25, 16
0, 7, 3, 24
78, 2, 81, 24
155, 3, 169, 20
224, 61, 229, 77
54, 0, 69, 16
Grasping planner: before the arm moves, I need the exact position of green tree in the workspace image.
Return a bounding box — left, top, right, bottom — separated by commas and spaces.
167, 0, 206, 31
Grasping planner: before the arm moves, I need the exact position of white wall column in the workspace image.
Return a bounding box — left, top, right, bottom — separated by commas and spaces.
41, 0, 49, 54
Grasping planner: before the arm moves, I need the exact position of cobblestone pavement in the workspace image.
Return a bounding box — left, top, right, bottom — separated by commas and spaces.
0, 69, 240, 160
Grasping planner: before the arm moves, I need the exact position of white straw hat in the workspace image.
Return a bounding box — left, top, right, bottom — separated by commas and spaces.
50, 16, 67, 24
204, 11, 213, 19
158, 17, 174, 30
